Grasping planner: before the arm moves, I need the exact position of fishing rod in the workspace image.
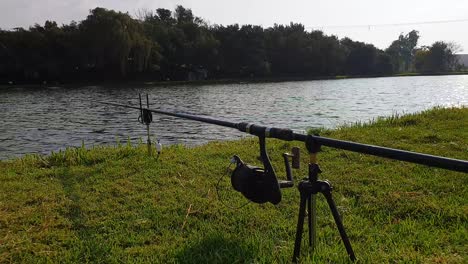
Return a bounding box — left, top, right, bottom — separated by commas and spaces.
96, 97, 467, 262
96, 100, 468, 173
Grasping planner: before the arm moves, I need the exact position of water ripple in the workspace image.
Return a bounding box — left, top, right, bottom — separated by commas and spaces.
0, 75, 467, 159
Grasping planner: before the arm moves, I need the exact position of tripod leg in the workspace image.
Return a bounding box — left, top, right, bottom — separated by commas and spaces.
293, 193, 307, 263
322, 191, 356, 262
308, 194, 317, 250
307, 196, 312, 248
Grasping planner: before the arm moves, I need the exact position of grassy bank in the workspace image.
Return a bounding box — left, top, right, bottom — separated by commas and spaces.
0, 107, 467, 263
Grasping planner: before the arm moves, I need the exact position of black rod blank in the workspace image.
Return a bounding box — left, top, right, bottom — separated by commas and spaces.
96, 101, 468, 173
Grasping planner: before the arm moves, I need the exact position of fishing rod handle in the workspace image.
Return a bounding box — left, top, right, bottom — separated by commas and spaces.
237, 122, 294, 141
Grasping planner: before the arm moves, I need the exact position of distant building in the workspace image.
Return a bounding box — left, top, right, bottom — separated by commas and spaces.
456, 54, 468, 68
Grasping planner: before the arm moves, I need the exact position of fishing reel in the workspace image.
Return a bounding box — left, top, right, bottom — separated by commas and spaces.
229, 136, 300, 205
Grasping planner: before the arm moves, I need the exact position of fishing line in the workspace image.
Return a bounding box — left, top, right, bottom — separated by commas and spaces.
307, 18, 468, 30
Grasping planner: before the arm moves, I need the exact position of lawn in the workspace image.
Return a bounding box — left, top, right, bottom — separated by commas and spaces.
0, 107, 466, 263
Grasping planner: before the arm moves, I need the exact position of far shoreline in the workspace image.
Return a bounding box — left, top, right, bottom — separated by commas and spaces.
1, 71, 467, 89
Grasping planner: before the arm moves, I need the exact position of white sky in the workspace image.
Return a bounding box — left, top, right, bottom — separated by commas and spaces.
1, 0, 467, 52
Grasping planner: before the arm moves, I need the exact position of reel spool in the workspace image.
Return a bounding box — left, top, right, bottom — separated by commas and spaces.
228, 136, 300, 205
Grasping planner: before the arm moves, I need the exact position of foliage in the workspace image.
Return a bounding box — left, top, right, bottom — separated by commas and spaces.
414, 42, 461, 72
341, 38, 393, 75
80, 8, 153, 78
0, 107, 467, 263
0, 6, 390, 84
0, 7, 462, 84
385, 30, 420, 72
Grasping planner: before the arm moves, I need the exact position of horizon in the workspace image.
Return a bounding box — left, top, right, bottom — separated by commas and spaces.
1, 0, 468, 52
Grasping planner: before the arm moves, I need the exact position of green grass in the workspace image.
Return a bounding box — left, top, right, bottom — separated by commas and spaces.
395, 72, 468, 77
0, 107, 467, 263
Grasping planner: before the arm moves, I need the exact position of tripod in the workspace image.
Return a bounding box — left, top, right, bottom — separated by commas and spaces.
292, 161, 356, 262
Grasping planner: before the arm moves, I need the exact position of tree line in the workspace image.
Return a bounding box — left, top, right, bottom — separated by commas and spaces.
0, 6, 462, 84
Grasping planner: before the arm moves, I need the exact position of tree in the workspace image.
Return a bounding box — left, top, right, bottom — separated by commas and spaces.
426, 41, 455, 72
414, 41, 461, 72
175, 5, 194, 24
385, 30, 419, 72
414, 48, 429, 72
401, 30, 419, 71
1, 5, 461, 84
341, 38, 377, 75
374, 52, 394, 75
80, 8, 153, 77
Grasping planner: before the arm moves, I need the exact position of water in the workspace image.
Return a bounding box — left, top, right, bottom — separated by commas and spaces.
0, 75, 467, 159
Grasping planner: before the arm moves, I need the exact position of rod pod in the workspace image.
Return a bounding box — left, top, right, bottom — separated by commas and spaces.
292, 136, 355, 262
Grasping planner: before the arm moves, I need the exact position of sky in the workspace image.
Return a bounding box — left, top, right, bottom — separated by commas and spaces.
1, 0, 467, 52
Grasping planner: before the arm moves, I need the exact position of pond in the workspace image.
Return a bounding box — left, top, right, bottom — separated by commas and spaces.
0, 75, 467, 159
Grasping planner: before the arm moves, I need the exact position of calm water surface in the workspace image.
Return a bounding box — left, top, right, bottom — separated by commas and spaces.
0, 75, 467, 159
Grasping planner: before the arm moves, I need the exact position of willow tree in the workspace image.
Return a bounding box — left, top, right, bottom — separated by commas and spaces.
80, 8, 153, 77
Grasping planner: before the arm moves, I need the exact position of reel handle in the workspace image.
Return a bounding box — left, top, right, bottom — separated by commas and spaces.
280, 147, 300, 188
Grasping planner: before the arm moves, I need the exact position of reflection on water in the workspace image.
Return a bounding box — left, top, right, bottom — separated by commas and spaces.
0, 75, 467, 159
